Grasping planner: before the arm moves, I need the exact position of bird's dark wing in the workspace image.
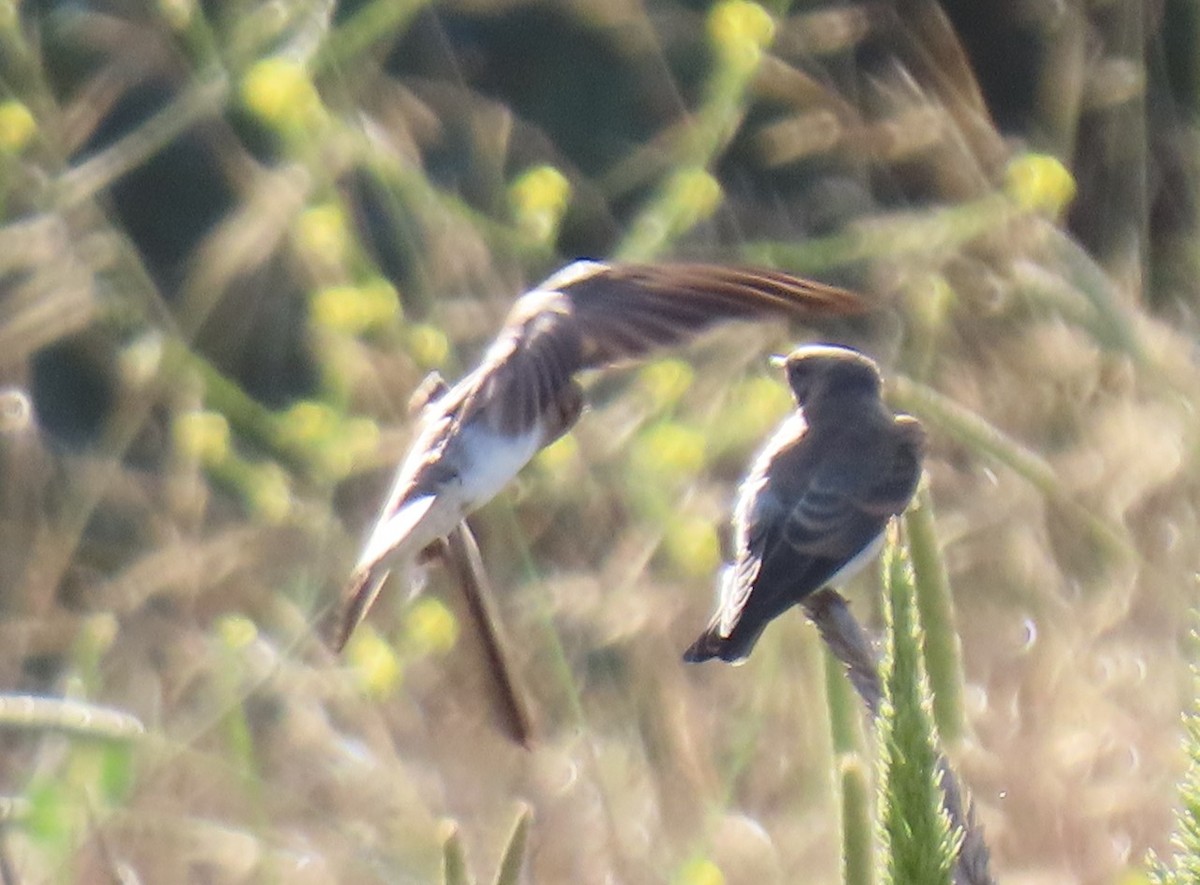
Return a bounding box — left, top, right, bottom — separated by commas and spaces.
781, 418, 924, 552
323, 493, 440, 652
718, 467, 869, 641
452, 289, 585, 436
452, 261, 864, 437
564, 262, 866, 368
779, 467, 888, 555
857, 415, 925, 516
681, 490, 782, 663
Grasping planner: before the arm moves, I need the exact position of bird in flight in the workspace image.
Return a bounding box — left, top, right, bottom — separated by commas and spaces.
325, 261, 865, 651
683, 344, 924, 664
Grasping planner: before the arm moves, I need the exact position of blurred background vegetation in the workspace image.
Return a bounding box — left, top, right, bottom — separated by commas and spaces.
2, 0, 1199, 881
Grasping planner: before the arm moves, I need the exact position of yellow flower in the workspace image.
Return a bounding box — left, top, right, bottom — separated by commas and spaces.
708, 0, 775, 69
296, 203, 351, 266
674, 858, 725, 885
407, 324, 450, 369
245, 462, 291, 523
157, 0, 193, 31
638, 358, 694, 411
664, 167, 723, 226
359, 277, 402, 327
1113, 872, 1152, 885
0, 101, 36, 153
1005, 153, 1076, 217
310, 279, 400, 335
339, 417, 381, 472
311, 285, 363, 333
664, 516, 721, 578
240, 57, 324, 133
632, 421, 707, 482
509, 165, 572, 242
346, 627, 403, 697
535, 433, 580, 477
404, 597, 459, 656
173, 410, 231, 465
280, 400, 338, 444
216, 614, 258, 650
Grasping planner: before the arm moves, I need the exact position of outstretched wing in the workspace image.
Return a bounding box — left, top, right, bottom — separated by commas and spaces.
566, 262, 865, 368
452, 261, 866, 437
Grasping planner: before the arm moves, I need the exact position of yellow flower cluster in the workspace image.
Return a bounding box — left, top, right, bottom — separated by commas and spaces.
664, 516, 721, 578
277, 400, 379, 479
173, 410, 231, 465
343, 597, 460, 697
1005, 153, 1076, 217
707, 0, 775, 70
296, 203, 352, 267
240, 57, 326, 134
509, 164, 572, 243
310, 278, 402, 335
0, 100, 36, 154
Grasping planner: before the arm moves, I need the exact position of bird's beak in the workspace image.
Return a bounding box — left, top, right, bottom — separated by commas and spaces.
768, 353, 788, 368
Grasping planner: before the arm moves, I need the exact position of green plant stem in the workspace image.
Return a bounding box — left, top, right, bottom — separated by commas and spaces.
905, 484, 966, 745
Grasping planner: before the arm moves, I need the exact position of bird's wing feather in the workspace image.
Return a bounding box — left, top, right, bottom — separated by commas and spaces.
450, 291, 584, 437
782, 419, 924, 551
452, 261, 862, 437
717, 466, 862, 639
324, 561, 390, 653
564, 263, 865, 368
855, 415, 926, 516
327, 493, 454, 652
781, 467, 875, 555
715, 490, 770, 636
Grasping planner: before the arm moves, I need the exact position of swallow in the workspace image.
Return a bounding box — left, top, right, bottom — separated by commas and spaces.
325, 261, 865, 651
683, 344, 924, 664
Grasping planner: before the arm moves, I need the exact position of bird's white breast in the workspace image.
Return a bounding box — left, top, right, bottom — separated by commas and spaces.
456, 421, 546, 507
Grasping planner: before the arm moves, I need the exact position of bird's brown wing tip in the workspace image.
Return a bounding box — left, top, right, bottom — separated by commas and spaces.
768, 275, 868, 317
318, 604, 354, 654
697, 265, 869, 318
319, 567, 380, 653
607, 262, 869, 317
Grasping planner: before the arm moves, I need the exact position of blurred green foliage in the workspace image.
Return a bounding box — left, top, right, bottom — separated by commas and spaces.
2, 0, 1200, 881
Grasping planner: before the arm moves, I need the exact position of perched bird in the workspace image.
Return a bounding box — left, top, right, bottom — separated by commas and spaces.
325, 260, 865, 651
683, 344, 925, 664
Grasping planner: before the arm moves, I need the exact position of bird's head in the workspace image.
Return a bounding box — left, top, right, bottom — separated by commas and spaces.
774, 344, 882, 407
